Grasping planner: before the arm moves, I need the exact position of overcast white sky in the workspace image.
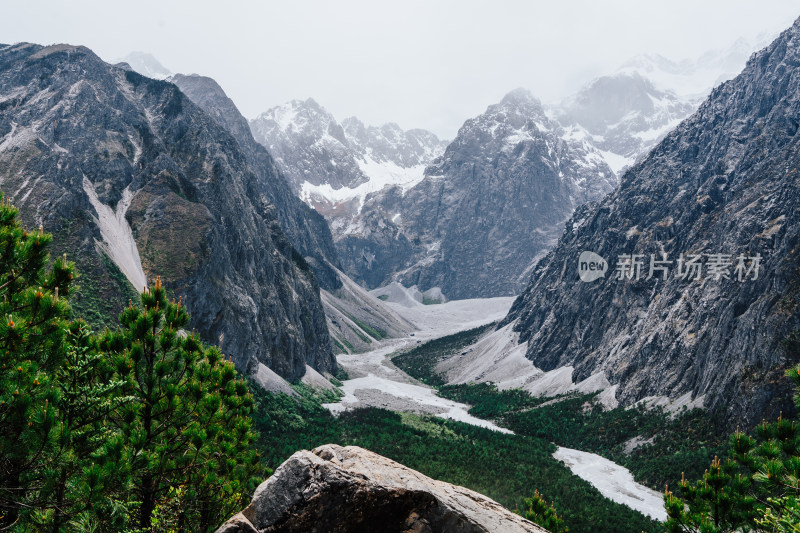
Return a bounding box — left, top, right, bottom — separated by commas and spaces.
1, 1, 797, 138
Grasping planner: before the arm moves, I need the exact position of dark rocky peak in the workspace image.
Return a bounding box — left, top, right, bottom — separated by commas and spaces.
0, 42, 335, 382
169, 73, 255, 156
357, 88, 617, 299
170, 73, 343, 291
445, 88, 554, 154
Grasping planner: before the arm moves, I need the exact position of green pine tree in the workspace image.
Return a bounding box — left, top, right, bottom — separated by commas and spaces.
664, 361, 800, 533
41, 320, 132, 532
98, 276, 260, 532
0, 197, 74, 528
518, 490, 567, 533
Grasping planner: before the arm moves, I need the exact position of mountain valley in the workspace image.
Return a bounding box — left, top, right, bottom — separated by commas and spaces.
1, 11, 799, 533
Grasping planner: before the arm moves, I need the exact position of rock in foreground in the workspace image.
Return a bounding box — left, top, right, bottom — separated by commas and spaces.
217, 444, 545, 533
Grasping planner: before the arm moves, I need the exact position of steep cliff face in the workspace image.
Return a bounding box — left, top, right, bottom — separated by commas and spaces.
503, 19, 800, 427
0, 43, 335, 380
337, 89, 616, 298
170, 74, 342, 291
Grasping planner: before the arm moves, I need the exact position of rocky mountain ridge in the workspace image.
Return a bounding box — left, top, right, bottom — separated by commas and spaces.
338, 89, 617, 298
492, 18, 800, 427
249, 98, 447, 211
0, 42, 335, 381
169, 73, 343, 291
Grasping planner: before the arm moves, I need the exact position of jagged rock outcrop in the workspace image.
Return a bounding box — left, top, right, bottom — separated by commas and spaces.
502, 19, 800, 428
342, 89, 617, 298
250, 99, 447, 199
0, 43, 335, 381
216, 444, 546, 533
170, 74, 342, 290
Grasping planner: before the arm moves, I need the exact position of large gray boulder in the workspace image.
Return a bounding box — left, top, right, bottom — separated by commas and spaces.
217, 444, 546, 533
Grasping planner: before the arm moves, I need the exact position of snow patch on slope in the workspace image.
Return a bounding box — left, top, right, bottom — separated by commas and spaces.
82, 178, 147, 291
299, 156, 426, 211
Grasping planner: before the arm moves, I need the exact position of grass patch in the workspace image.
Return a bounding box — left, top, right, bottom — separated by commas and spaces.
332, 338, 348, 354
72, 254, 142, 330
346, 313, 388, 340
335, 367, 350, 382
347, 322, 372, 344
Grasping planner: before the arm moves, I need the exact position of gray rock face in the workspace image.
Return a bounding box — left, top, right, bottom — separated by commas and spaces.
0, 43, 335, 381
217, 444, 546, 533
338, 89, 617, 298
250, 99, 447, 195
170, 74, 342, 290
250, 98, 370, 191
503, 18, 800, 428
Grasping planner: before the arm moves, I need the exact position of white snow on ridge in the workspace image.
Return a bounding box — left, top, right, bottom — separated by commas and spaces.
597, 149, 634, 175
299, 156, 426, 211
82, 178, 147, 291
553, 447, 667, 521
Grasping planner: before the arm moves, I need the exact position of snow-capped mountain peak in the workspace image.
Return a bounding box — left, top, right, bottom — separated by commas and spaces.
250, 99, 447, 214
116, 52, 172, 80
